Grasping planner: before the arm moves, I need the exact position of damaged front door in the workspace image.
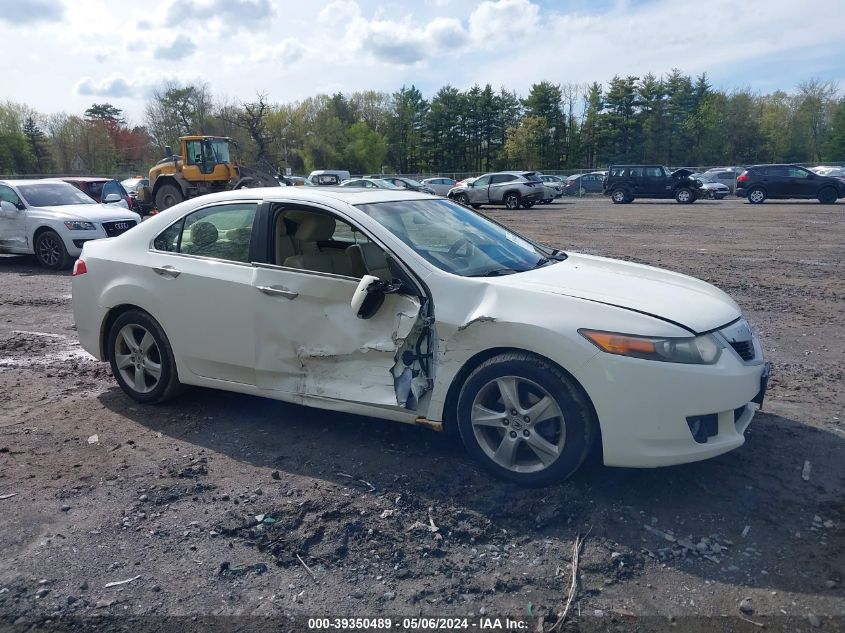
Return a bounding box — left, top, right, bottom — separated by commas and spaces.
252, 264, 428, 410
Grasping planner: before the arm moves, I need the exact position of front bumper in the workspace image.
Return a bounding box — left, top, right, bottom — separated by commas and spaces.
578, 341, 768, 468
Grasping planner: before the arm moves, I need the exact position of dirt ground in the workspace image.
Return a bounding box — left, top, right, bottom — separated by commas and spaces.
0, 196, 843, 632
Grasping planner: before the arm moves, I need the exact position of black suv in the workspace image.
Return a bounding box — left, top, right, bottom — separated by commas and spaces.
603, 165, 703, 204
736, 164, 845, 204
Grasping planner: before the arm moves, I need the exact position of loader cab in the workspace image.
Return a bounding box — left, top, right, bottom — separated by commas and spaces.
181, 136, 234, 181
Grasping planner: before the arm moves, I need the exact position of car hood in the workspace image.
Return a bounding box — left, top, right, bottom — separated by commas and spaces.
33, 204, 141, 222
496, 252, 741, 333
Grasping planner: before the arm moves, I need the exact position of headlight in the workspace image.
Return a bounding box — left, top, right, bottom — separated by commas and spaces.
64, 221, 96, 231
579, 329, 722, 364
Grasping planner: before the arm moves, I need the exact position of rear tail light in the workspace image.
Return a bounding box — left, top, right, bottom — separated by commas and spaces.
72, 259, 88, 276
737, 173, 749, 184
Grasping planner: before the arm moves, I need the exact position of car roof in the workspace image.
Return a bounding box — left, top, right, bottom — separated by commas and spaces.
162, 186, 435, 207
746, 164, 800, 168
0, 179, 79, 187
54, 177, 114, 182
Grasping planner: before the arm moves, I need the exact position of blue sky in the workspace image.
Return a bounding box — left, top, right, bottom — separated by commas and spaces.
1, 0, 843, 124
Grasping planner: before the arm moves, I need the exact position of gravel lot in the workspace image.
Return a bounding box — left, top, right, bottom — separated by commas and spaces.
0, 196, 843, 631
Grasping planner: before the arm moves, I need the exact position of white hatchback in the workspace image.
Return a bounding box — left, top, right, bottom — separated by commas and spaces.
72, 188, 768, 485
0, 180, 141, 269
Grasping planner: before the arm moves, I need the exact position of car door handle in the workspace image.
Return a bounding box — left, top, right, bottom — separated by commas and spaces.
257, 285, 298, 299
152, 265, 180, 278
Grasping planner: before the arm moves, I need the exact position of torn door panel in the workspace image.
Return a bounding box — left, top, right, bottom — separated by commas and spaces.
255, 272, 432, 409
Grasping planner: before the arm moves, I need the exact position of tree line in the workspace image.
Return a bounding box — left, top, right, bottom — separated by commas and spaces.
2, 70, 843, 178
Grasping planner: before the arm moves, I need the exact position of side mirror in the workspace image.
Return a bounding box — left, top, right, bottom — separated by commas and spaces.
351, 275, 403, 319
0, 200, 19, 216
104, 193, 121, 203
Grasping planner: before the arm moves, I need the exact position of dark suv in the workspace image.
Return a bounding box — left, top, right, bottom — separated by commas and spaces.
736, 164, 845, 204
603, 165, 703, 204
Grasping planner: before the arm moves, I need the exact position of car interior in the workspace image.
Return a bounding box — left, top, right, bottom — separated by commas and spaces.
272, 208, 391, 279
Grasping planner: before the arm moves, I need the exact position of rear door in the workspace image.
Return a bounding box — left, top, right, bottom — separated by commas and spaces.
762, 166, 788, 197
489, 174, 517, 202
148, 201, 260, 384
252, 205, 426, 411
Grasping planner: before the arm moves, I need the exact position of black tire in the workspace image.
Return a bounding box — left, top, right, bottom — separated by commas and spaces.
818, 187, 837, 204
107, 309, 183, 404
504, 192, 521, 210
155, 183, 184, 211
470, 204, 482, 209
454, 193, 470, 206
675, 188, 694, 204
521, 202, 535, 209
747, 187, 766, 204
456, 352, 597, 486
610, 188, 628, 204
34, 229, 71, 270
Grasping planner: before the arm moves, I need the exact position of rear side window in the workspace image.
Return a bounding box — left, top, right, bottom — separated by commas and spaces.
629, 167, 643, 178
153, 203, 258, 262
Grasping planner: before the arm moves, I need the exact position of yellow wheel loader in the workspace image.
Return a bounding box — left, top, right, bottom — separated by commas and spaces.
136, 136, 280, 211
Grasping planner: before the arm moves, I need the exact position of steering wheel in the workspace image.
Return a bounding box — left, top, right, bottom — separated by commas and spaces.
447, 237, 474, 259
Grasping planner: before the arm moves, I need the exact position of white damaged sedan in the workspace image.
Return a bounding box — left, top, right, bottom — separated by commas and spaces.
72, 188, 768, 485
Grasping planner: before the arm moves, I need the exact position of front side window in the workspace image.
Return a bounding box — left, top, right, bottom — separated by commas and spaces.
0, 185, 23, 207
102, 181, 121, 200
788, 167, 811, 179
358, 198, 549, 277
473, 175, 491, 187
153, 203, 257, 262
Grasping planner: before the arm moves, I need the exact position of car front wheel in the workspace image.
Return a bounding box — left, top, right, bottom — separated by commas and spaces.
34, 230, 71, 270
108, 309, 183, 404
747, 187, 766, 204
454, 193, 470, 206
818, 187, 837, 204
457, 352, 596, 486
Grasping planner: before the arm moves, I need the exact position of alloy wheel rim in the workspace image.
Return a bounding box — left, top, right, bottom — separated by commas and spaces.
506, 196, 518, 209
38, 236, 60, 266
115, 324, 162, 394
750, 190, 763, 202
679, 190, 690, 202
613, 191, 624, 202
470, 376, 566, 473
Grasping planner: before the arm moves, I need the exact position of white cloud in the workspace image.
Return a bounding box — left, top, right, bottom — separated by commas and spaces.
468, 0, 539, 45
247, 38, 307, 64
75, 74, 139, 99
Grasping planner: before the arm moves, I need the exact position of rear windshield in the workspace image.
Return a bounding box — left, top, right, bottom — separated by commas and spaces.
18, 183, 97, 206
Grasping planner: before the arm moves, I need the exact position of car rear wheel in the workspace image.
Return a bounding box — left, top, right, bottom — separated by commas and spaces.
34, 230, 71, 270
610, 189, 628, 204
504, 193, 521, 210
456, 352, 596, 486
747, 187, 766, 204
675, 188, 694, 204
155, 184, 184, 211
818, 187, 837, 204
108, 310, 183, 404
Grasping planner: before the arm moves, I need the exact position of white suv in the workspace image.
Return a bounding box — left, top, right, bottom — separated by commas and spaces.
0, 180, 141, 269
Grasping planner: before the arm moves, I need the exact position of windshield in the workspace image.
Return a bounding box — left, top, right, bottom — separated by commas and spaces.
18, 183, 97, 207
205, 139, 230, 163
357, 198, 552, 277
